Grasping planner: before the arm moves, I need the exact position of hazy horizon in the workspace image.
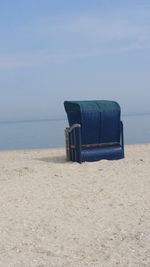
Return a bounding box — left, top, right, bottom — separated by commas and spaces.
0, 111, 150, 124
0, 0, 150, 121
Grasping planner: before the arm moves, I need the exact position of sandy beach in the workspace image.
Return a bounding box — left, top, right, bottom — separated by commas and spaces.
0, 144, 150, 267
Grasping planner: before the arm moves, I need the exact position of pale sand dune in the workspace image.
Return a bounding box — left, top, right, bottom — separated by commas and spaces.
0, 144, 150, 267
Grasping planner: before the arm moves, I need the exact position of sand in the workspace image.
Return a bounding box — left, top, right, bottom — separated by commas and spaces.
0, 144, 150, 267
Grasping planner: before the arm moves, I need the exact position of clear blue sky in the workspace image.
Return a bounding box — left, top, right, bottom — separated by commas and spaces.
0, 0, 150, 120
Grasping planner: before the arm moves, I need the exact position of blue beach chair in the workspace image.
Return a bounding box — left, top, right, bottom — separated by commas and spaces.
64, 100, 124, 163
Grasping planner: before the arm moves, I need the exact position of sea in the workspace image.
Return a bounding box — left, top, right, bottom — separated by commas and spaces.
0, 113, 150, 151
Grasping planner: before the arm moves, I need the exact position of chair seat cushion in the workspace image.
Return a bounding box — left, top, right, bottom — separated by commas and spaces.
81, 145, 124, 162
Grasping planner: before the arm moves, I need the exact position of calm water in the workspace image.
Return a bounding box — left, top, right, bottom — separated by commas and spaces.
0, 114, 150, 150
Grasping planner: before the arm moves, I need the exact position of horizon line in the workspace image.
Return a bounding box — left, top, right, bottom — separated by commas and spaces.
0, 111, 150, 124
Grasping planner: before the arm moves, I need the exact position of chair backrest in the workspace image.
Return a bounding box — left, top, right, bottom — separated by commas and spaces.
64, 100, 121, 145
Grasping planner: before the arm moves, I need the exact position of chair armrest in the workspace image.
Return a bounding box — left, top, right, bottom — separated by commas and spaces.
65, 124, 82, 162
67, 123, 81, 133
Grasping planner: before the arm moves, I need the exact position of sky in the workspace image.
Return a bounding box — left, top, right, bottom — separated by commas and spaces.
0, 0, 150, 121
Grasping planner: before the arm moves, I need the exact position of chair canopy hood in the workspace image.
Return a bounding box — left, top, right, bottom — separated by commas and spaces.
64, 100, 121, 145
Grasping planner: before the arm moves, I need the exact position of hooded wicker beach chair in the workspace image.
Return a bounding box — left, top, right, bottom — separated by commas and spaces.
64, 100, 124, 163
